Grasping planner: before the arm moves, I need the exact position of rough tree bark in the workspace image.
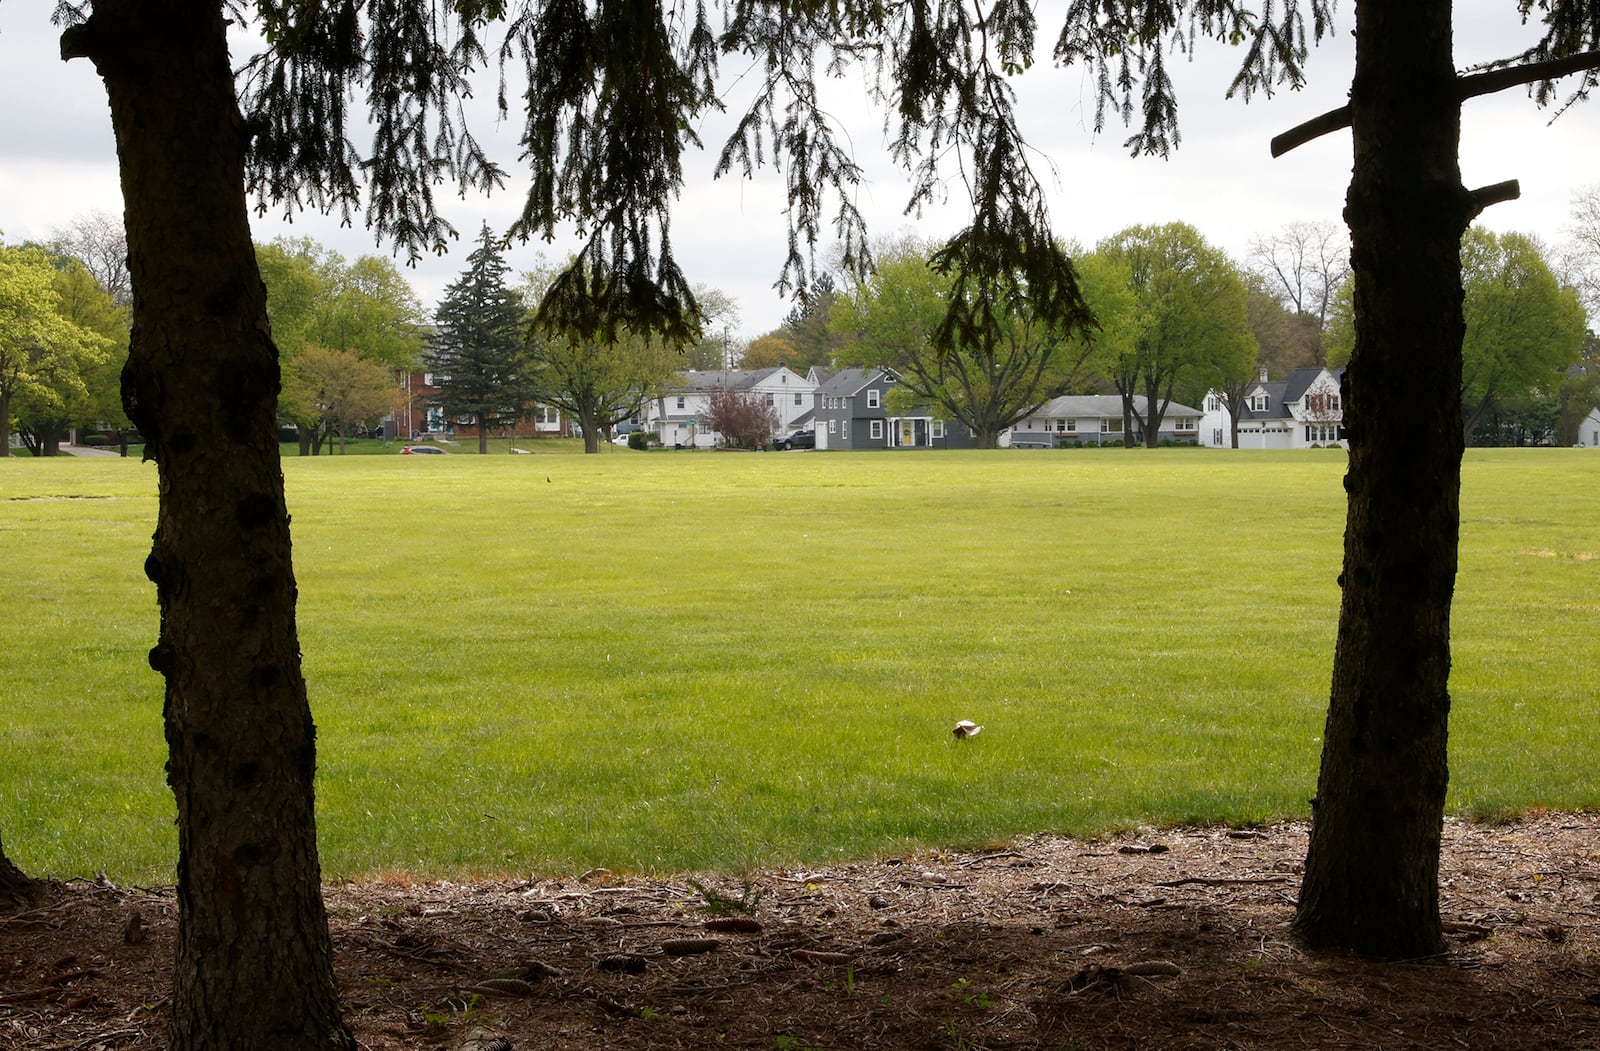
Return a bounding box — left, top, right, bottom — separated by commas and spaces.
1292, 0, 1467, 958
0, 834, 30, 899
61, 3, 354, 1046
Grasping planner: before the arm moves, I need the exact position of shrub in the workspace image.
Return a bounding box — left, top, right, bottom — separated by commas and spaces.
628, 431, 650, 450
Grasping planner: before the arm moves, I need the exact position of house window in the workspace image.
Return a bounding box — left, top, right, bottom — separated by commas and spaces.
764, 392, 774, 405
1207, 395, 1221, 412
867, 389, 880, 408
1212, 427, 1224, 446
932, 420, 945, 438
1174, 417, 1196, 431
1249, 393, 1269, 412
1064, 419, 1077, 432
828, 419, 837, 434
870, 419, 883, 440
676, 396, 686, 410
794, 392, 803, 405
842, 421, 849, 439
1101, 418, 1123, 433
423, 373, 435, 387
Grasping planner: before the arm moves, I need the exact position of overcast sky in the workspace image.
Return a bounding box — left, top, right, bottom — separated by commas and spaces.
3, 2, 1597, 339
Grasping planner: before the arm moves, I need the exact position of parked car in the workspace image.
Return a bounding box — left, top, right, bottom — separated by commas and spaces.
772, 429, 816, 450
400, 445, 447, 455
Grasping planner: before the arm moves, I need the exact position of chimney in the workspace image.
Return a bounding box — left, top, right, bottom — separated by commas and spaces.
1258, 365, 1268, 383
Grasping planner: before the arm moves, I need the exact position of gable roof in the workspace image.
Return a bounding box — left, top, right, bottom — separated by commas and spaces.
673, 367, 804, 393
1032, 394, 1203, 419
816, 367, 893, 397
1241, 367, 1344, 420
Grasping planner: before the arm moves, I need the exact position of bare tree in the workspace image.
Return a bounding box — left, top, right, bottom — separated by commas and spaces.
1560, 184, 1600, 319
1247, 220, 1350, 342
52, 210, 132, 311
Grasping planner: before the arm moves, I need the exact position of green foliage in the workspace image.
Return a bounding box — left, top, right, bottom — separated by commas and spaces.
282, 345, 395, 454
3, 451, 1598, 882
519, 258, 687, 453
833, 239, 1093, 447
687, 877, 763, 915
256, 238, 427, 371
1088, 223, 1256, 447
229, 0, 1330, 351
0, 242, 117, 455
1459, 227, 1587, 441
1329, 229, 1588, 443
429, 225, 537, 452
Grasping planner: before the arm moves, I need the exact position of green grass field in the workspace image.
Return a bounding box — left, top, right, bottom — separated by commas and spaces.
2, 447, 1597, 882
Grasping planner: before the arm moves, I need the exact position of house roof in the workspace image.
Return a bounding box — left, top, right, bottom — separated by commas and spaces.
1032, 394, 1203, 419
672, 367, 802, 393
1242, 367, 1343, 420
816, 367, 890, 397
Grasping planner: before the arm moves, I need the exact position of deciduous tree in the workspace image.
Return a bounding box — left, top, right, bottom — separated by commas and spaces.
703, 383, 780, 447
52, 209, 132, 311
1248, 219, 1349, 350
43, 0, 1331, 1041
0, 244, 114, 458
833, 239, 1093, 448
1089, 223, 1256, 448
520, 264, 685, 453
739, 334, 798, 370
1458, 228, 1586, 441
282, 344, 395, 453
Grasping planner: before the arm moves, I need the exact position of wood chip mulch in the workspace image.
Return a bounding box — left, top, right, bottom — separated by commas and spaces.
3, 814, 1598, 1049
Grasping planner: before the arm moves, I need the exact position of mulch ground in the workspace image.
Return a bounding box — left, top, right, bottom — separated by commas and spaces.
3, 814, 1598, 1050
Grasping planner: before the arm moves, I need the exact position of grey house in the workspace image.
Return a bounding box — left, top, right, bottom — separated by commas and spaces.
812, 367, 977, 450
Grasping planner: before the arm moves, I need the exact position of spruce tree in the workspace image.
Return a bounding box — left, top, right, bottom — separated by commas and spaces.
428, 225, 533, 454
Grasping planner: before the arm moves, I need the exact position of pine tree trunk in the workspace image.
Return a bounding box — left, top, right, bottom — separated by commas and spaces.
63, 3, 354, 1046
1293, 0, 1467, 958
0, 833, 30, 899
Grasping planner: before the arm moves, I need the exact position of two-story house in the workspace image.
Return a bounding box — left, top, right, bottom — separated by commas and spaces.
812, 367, 977, 449
388, 370, 566, 442
644, 367, 815, 447
1199, 367, 1347, 449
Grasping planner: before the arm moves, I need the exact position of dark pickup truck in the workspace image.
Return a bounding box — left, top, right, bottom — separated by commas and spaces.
773, 429, 816, 450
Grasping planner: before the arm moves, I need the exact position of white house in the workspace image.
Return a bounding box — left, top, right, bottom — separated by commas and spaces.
1200, 367, 1347, 450
1577, 406, 1600, 448
642, 367, 815, 447
1002, 394, 1202, 447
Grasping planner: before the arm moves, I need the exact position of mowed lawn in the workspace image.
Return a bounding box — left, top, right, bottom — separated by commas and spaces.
2, 448, 1596, 883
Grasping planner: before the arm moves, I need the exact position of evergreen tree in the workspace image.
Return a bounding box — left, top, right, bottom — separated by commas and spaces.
428, 226, 534, 454
40, 0, 1600, 1040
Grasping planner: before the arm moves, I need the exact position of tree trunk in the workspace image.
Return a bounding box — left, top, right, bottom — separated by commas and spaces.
579, 404, 602, 453
63, 3, 354, 1047
0, 391, 11, 457
478, 417, 489, 454
0, 832, 30, 899
1293, 0, 1467, 959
